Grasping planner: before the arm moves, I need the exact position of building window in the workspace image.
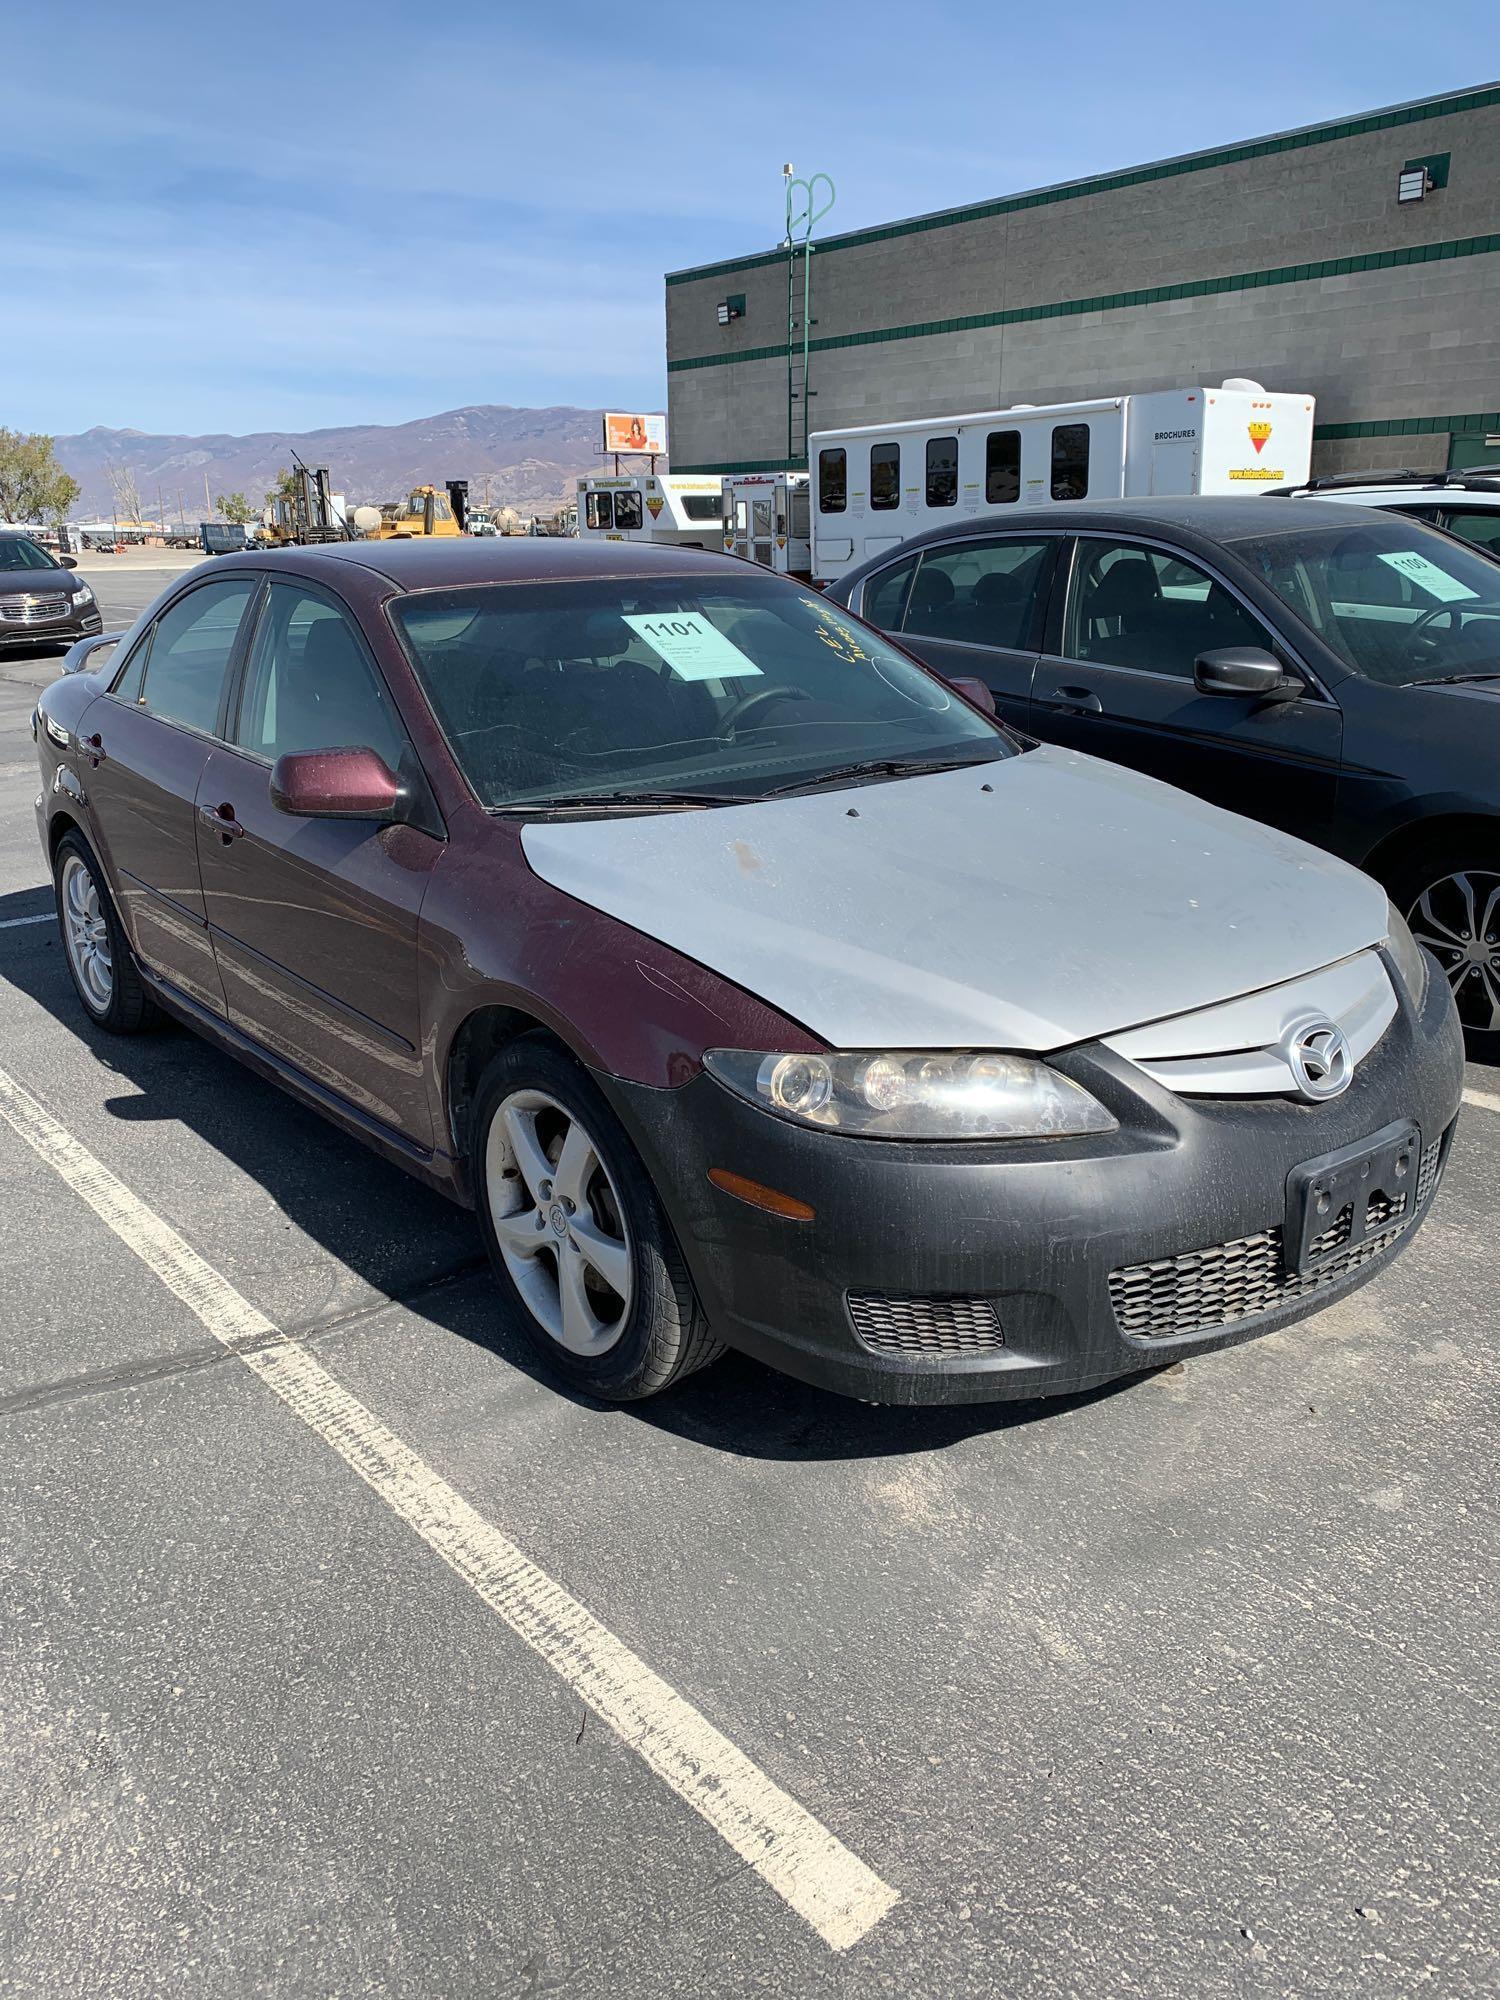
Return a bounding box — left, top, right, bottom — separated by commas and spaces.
614, 489, 643, 530
870, 443, 900, 511
818, 448, 847, 514
926, 436, 958, 507
986, 431, 1021, 505
585, 491, 613, 530
1051, 424, 1090, 501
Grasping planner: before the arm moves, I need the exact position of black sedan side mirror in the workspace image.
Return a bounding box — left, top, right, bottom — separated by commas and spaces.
1194, 647, 1300, 701
59, 555, 79, 569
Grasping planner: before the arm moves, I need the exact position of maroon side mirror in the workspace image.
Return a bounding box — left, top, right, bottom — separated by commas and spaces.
947, 674, 997, 716
270, 746, 402, 820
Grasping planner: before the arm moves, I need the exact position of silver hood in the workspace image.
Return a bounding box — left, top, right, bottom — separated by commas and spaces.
521, 747, 1389, 1051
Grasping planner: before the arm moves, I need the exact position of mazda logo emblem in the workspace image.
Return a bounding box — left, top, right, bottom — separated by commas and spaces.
1283, 1017, 1354, 1102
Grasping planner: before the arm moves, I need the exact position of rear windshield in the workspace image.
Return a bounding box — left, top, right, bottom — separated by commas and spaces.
1229, 517, 1500, 686
389, 572, 1008, 810
0, 536, 59, 572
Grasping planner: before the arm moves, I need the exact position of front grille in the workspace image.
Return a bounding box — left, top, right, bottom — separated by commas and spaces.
0, 594, 71, 625
848, 1291, 1004, 1357
1109, 1136, 1444, 1343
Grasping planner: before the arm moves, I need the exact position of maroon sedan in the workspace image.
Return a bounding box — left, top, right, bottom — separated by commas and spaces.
33, 540, 1460, 1406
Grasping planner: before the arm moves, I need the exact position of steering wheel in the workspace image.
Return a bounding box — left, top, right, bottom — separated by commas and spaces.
722, 684, 813, 735
1407, 602, 1465, 657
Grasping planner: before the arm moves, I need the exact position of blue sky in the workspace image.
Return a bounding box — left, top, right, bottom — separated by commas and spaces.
4, 0, 1495, 438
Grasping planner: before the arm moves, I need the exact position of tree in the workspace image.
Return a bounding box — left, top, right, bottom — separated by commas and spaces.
0, 429, 80, 525
217, 491, 255, 525
102, 459, 144, 525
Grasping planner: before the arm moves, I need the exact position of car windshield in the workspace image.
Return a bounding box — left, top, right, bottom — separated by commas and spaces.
0, 536, 59, 572
389, 572, 1010, 810
1228, 518, 1500, 687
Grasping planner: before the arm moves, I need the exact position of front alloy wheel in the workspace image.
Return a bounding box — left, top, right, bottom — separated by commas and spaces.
472, 1039, 722, 1400
1406, 868, 1500, 1047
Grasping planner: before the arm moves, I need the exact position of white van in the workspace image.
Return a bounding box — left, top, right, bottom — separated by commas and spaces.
721, 472, 812, 577
809, 380, 1315, 581
576, 473, 724, 549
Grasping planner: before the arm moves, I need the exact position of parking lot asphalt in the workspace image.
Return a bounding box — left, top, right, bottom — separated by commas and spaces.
1, 567, 1496, 1998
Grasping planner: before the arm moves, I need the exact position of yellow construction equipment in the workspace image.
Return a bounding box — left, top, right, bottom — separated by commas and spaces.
369, 482, 468, 539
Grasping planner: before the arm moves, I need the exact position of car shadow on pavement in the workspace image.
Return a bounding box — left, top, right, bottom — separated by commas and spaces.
1, 934, 1149, 1461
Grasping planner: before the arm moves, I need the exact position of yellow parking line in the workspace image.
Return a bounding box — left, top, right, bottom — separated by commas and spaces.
0, 1064, 898, 1954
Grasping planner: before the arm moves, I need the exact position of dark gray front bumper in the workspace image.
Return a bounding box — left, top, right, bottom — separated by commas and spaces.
598, 961, 1465, 1406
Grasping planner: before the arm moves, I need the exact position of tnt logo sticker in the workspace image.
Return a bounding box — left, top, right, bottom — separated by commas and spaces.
1248, 421, 1272, 455
646, 496, 664, 520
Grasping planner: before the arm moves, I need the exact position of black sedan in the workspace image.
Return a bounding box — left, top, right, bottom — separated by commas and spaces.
0, 533, 103, 654
828, 497, 1500, 1059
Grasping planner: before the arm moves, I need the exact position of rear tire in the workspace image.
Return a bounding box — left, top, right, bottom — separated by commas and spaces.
472, 1038, 722, 1401
1385, 838, 1500, 1065
52, 829, 158, 1034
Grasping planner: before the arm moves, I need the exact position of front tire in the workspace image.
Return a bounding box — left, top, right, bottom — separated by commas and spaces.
53, 829, 158, 1034
1388, 842, 1500, 1065
472, 1039, 722, 1400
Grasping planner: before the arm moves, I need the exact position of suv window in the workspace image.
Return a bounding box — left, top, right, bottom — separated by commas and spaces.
1066, 540, 1272, 677
138, 579, 258, 736
902, 539, 1052, 650
235, 584, 407, 769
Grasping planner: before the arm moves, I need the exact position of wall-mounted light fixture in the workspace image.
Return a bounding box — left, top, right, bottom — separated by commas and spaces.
1398, 152, 1450, 204
717, 293, 746, 326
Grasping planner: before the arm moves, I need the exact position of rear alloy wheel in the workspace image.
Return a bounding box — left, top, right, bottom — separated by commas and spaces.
472, 1039, 722, 1400
52, 830, 157, 1034
1403, 864, 1500, 1063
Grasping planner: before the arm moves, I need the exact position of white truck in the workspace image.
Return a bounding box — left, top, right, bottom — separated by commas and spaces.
721, 472, 812, 578
809, 380, 1315, 581
576, 473, 724, 550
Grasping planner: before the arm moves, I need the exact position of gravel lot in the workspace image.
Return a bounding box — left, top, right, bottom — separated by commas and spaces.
1, 560, 1495, 1999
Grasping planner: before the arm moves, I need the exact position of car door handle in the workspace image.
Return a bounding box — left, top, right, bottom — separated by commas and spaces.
199, 801, 245, 842
80, 731, 105, 765
1045, 685, 1103, 715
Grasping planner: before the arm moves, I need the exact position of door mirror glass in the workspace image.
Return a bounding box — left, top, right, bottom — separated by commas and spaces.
1194, 646, 1297, 699
270, 746, 402, 819
59, 555, 79, 569
946, 674, 997, 715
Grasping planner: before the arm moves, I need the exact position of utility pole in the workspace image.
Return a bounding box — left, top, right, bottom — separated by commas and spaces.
203, 471, 212, 518
177, 487, 185, 530
157, 484, 165, 537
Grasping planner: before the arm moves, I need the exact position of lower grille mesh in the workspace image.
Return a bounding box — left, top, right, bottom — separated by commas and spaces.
848, 1291, 1004, 1357
1109, 1136, 1443, 1343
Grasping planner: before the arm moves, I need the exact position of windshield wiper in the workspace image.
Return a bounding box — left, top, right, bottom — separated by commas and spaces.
495, 787, 756, 815
1418, 669, 1500, 686
759, 754, 996, 799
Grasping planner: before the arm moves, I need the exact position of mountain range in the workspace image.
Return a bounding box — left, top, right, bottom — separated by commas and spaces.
54, 405, 617, 523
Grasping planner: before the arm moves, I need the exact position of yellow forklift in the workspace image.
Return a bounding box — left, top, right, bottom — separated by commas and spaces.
263, 455, 353, 546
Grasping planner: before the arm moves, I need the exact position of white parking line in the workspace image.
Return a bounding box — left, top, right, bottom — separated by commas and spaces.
0, 912, 52, 930
0, 1064, 897, 1954
1463, 1086, 1500, 1116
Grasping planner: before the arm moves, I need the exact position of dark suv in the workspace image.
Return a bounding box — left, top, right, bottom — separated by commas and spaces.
0, 534, 103, 653
828, 496, 1500, 1059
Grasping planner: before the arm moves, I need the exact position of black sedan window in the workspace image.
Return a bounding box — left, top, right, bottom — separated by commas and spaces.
0, 536, 58, 572
1230, 519, 1500, 687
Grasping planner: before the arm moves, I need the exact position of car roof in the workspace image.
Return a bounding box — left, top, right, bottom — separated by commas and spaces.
861, 493, 1401, 551
215, 537, 749, 591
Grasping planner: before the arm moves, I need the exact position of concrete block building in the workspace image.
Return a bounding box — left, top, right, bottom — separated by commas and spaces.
665, 83, 1499, 479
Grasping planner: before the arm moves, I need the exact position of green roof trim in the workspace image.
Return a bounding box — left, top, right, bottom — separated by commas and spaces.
667, 84, 1499, 287
667, 233, 1500, 375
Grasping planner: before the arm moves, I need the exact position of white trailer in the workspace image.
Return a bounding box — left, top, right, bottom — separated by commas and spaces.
809, 380, 1315, 581
721, 472, 812, 577
576, 472, 724, 549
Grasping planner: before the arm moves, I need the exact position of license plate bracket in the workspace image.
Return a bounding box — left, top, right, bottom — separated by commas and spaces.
1285, 1120, 1420, 1279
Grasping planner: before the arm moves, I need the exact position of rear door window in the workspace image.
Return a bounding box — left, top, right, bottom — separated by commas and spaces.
585, 492, 614, 530
137, 578, 259, 736
902, 539, 1053, 650
614, 490, 644, 530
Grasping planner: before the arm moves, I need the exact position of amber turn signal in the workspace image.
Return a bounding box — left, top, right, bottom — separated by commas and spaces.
707, 1168, 816, 1221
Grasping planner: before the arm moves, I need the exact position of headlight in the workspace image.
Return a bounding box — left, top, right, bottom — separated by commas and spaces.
72, 584, 95, 607
703, 1048, 1117, 1140
1385, 899, 1429, 1006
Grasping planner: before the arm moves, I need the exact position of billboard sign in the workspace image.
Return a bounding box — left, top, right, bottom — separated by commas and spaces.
603, 411, 667, 456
